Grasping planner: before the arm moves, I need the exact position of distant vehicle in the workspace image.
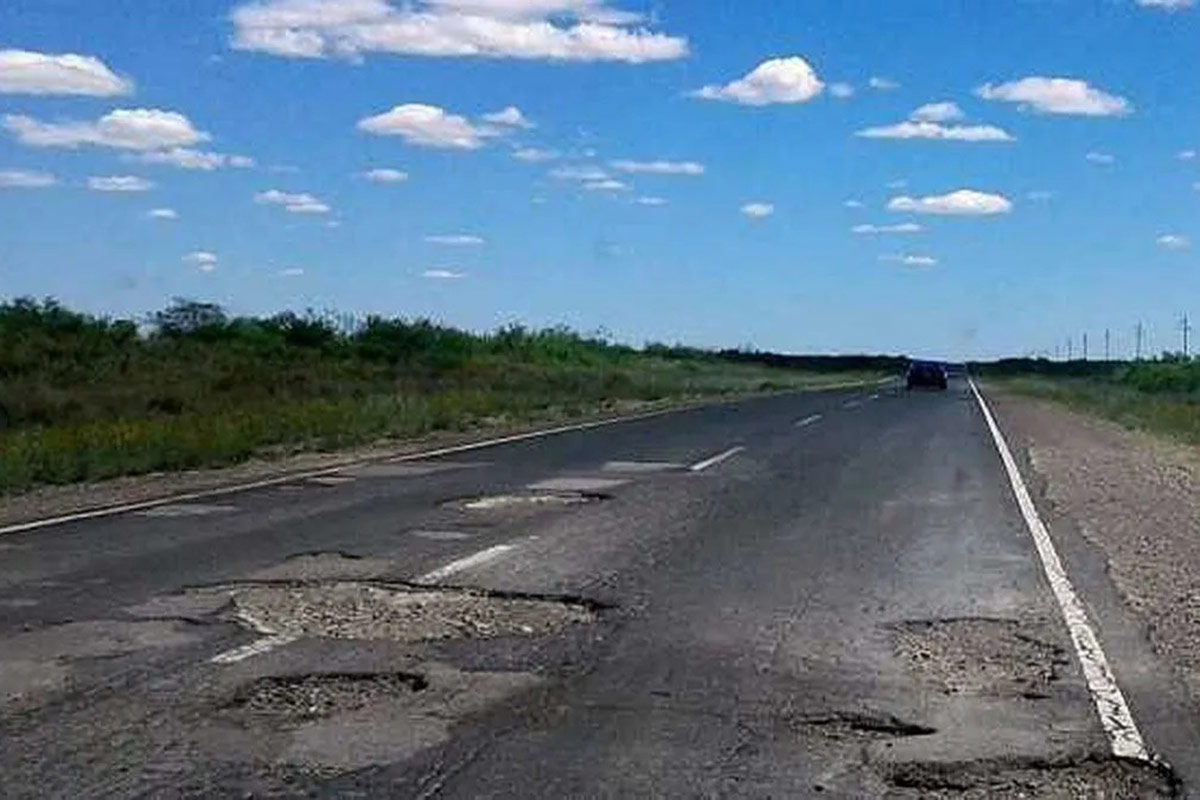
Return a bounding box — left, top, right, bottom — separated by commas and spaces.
906, 360, 948, 390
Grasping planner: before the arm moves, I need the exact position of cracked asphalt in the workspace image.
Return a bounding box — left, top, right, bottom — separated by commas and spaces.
0, 379, 1195, 797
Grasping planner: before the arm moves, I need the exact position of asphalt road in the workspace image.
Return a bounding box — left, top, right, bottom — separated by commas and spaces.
1, 379, 1196, 798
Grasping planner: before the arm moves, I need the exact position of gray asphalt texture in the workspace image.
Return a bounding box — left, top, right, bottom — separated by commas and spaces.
0, 379, 1195, 798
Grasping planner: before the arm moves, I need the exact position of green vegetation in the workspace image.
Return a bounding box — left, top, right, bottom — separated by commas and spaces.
978, 357, 1200, 444
0, 297, 897, 493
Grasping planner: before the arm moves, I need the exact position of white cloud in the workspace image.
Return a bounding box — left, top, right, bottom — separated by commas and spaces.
692, 57, 824, 106
1137, 0, 1193, 10
881, 254, 937, 267
887, 189, 1012, 216
843, 199, 865, 209
255, 188, 331, 213
634, 196, 667, 206
0, 169, 56, 188
278, 267, 305, 276
852, 222, 924, 234
425, 234, 485, 245
513, 147, 559, 162
422, 269, 465, 279
147, 207, 178, 220
1178, 149, 1197, 161
976, 77, 1132, 117
910, 101, 965, 123
0, 49, 132, 96
88, 175, 154, 192
583, 178, 629, 191
229, 0, 687, 63
481, 105, 534, 128
609, 159, 704, 176
358, 103, 492, 149
829, 82, 854, 99
1157, 234, 1191, 250
856, 120, 1014, 142
129, 148, 255, 170
184, 251, 218, 272
550, 164, 609, 181
868, 76, 899, 91
741, 202, 774, 219
1086, 151, 1115, 165
4, 109, 209, 151
362, 167, 409, 182
1027, 190, 1054, 201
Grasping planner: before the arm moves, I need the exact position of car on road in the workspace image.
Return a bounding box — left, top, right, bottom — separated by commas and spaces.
906, 360, 948, 390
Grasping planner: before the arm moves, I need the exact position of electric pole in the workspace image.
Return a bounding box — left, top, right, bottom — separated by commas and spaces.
1135, 322, 1144, 361
1184, 314, 1192, 359
1068, 337, 1073, 360
1083, 333, 1089, 361
1105, 328, 1111, 361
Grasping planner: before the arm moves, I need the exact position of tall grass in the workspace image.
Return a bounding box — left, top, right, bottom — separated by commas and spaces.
0, 298, 892, 493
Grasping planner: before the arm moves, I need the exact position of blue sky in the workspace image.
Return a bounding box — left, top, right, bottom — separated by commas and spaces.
1, 0, 1198, 359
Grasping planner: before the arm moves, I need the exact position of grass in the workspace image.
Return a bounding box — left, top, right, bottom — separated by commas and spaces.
0, 298, 894, 494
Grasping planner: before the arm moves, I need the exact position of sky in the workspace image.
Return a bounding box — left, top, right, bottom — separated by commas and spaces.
1, 0, 1198, 360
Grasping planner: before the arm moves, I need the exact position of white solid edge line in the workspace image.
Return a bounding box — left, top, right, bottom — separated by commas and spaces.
689, 445, 746, 473
210, 633, 299, 665
968, 378, 1150, 761
0, 379, 890, 538
796, 414, 823, 428
416, 544, 516, 585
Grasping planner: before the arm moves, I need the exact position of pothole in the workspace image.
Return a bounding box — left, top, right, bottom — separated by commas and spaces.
791, 710, 936, 740
224, 672, 427, 723
892, 617, 1069, 698
230, 581, 599, 642
883, 755, 1179, 799
450, 491, 605, 511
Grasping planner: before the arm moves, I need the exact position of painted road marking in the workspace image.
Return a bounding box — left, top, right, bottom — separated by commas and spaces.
135, 503, 237, 518
307, 475, 356, 486
410, 529, 473, 541
842, 399, 863, 409
526, 477, 629, 492
969, 378, 1149, 761
602, 461, 684, 473
796, 414, 823, 428
689, 446, 746, 473
869, 393, 880, 401
210, 633, 299, 665
416, 544, 516, 584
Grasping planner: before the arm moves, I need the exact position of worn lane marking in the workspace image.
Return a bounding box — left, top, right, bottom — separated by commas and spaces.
795, 414, 823, 428
868, 393, 880, 401
969, 378, 1149, 761
842, 399, 863, 409
416, 544, 516, 584
526, 477, 629, 492
136, 503, 237, 518
210, 633, 299, 665
689, 446, 746, 473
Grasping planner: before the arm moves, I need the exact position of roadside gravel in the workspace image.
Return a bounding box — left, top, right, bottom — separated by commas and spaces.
988, 390, 1200, 707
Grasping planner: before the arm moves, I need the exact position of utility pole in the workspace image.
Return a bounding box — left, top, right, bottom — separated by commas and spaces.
1068, 337, 1073, 361
1083, 333, 1089, 361
1184, 314, 1192, 359
1135, 322, 1144, 361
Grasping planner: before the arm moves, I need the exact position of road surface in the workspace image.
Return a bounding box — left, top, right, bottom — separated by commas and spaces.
1, 379, 1196, 797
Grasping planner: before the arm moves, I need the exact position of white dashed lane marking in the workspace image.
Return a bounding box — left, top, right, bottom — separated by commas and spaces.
842, 399, 863, 409
416, 544, 516, 585
689, 446, 746, 472
210, 633, 298, 665
796, 414, 823, 428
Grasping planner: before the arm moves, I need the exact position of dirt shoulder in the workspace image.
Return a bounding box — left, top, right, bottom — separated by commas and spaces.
987, 388, 1200, 707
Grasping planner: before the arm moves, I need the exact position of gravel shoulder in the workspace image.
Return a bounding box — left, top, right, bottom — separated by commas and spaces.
987, 388, 1200, 708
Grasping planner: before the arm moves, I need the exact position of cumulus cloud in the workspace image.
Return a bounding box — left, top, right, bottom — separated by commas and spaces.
481, 105, 534, 128
881, 254, 937, 267
550, 164, 609, 181
229, 0, 687, 63
425, 234, 485, 245
278, 267, 305, 276
609, 159, 704, 176
422, 268, 465, 279
852, 223, 923, 234
513, 147, 559, 162
129, 148, 254, 170
1157, 234, 1191, 249
856, 120, 1014, 142
828, 82, 854, 99
255, 188, 330, 213
362, 167, 409, 182
184, 251, 218, 271
634, 196, 667, 206
89, 175, 154, 192
1086, 151, 1115, 165
1178, 150, 1197, 161
0, 49, 132, 96
887, 189, 1012, 216
692, 57, 824, 106
1137, 0, 1193, 9
741, 202, 774, 219
148, 208, 178, 219
4, 109, 209, 151
868, 76, 899, 91
0, 169, 56, 188
910, 102, 965, 123
976, 77, 1132, 116
358, 103, 493, 149
583, 178, 629, 191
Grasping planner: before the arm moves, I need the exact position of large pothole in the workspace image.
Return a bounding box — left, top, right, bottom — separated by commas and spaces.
883, 755, 1179, 799
447, 491, 607, 512
892, 617, 1069, 698
230, 581, 598, 642
225, 672, 428, 723
789, 710, 936, 740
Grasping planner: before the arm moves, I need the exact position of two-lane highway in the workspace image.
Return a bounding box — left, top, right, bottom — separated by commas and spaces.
0, 380, 1193, 797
